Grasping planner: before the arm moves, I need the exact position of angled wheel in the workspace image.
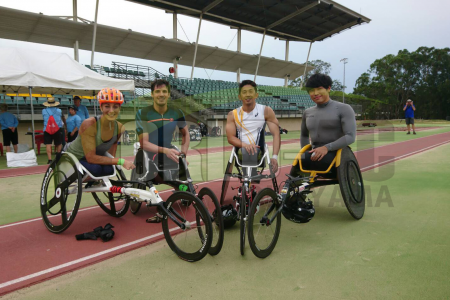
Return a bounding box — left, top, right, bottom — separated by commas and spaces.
240, 183, 247, 256
92, 167, 130, 217
248, 188, 281, 258
337, 147, 365, 220
162, 192, 213, 262
40, 154, 82, 233
197, 187, 224, 256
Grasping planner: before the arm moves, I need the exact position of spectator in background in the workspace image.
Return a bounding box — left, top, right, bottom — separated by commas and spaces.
73, 96, 89, 122
0, 104, 19, 153
66, 105, 82, 143
42, 97, 66, 164
403, 99, 416, 135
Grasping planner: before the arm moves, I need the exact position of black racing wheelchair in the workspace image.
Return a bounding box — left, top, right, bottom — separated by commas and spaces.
130, 146, 224, 256
220, 144, 365, 258
40, 151, 215, 262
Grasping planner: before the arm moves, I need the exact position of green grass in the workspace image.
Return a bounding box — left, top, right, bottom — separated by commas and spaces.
5, 141, 450, 300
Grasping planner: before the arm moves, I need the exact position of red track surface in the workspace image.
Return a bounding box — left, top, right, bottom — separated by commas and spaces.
0, 127, 440, 179
1, 131, 450, 296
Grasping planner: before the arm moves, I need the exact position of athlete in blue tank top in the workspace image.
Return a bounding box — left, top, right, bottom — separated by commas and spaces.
136, 79, 189, 164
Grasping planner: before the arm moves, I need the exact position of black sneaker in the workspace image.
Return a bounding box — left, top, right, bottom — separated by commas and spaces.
47, 160, 52, 164
407, 132, 410, 135
413, 131, 416, 135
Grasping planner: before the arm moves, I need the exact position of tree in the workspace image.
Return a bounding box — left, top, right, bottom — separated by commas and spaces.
353, 47, 450, 119
331, 79, 344, 91
289, 60, 331, 87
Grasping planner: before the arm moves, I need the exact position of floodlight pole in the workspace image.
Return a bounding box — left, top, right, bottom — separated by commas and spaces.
284, 40, 289, 87
340, 58, 348, 103
254, 29, 266, 82
73, 0, 79, 62
90, 0, 99, 67
173, 12, 178, 78
190, 13, 203, 80
300, 42, 313, 88
29, 87, 36, 150
237, 28, 241, 83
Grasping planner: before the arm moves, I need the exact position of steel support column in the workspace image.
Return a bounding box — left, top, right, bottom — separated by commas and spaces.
284, 40, 289, 87
90, 0, 99, 67
73, 0, 79, 61
254, 29, 266, 82
173, 12, 178, 78
237, 28, 241, 83
300, 42, 313, 88
190, 13, 203, 80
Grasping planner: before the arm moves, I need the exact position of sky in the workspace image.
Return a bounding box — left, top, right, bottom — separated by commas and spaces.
0, 0, 449, 92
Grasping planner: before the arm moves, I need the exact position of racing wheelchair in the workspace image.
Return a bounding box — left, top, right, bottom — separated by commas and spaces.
129, 146, 224, 256
220, 144, 279, 256
220, 144, 365, 258
40, 152, 214, 262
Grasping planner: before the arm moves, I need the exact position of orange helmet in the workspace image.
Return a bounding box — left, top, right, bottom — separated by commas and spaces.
97, 88, 124, 106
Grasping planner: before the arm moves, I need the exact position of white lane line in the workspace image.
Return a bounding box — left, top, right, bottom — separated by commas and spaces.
2, 133, 449, 230
360, 140, 450, 171
1, 140, 450, 291
0, 224, 186, 290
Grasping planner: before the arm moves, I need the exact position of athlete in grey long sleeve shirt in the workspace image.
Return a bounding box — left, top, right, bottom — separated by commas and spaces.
300, 99, 356, 151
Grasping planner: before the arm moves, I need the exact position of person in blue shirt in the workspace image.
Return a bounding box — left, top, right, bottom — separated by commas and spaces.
42, 97, 66, 164
66, 105, 82, 143
403, 99, 416, 135
136, 79, 189, 169
73, 96, 90, 122
0, 104, 19, 153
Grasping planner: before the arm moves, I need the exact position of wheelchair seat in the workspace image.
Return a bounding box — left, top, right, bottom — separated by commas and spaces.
235, 148, 265, 168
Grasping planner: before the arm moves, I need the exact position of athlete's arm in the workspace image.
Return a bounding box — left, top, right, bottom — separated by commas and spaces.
324, 104, 356, 151
107, 122, 134, 170
179, 126, 189, 156
81, 118, 122, 166
265, 107, 280, 173
300, 112, 309, 148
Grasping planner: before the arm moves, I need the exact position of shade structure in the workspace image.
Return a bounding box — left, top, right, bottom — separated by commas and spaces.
0, 6, 312, 79
0, 48, 135, 95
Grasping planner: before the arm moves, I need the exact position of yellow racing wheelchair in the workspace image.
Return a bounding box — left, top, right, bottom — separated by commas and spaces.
246, 145, 365, 258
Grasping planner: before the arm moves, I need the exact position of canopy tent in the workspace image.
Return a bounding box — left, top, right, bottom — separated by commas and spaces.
0, 47, 135, 149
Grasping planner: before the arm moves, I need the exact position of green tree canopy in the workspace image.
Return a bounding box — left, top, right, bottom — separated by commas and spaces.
289, 59, 331, 87
354, 47, 450, 119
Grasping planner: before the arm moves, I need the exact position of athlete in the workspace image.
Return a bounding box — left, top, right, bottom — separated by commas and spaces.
226, 80, 280, 173
290, 73, 356, 175
66, 88, 135, 177
135, 79, 189, 169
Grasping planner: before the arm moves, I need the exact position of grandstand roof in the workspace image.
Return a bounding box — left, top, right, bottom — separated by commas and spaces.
0, 6, 313, 79
128, 0, 371, 42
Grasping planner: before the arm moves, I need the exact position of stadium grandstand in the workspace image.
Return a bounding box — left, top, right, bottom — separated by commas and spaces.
0, 1, 370, 134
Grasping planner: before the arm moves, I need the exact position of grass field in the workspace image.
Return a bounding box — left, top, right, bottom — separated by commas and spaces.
3, 139, 450, 300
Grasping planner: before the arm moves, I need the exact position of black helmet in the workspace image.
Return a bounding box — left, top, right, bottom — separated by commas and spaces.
215, 204, 237, 229
282, 199, 315, 224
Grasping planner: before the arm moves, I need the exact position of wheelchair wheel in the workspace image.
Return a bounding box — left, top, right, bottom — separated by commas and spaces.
129, 168, 144, 214
92, 167, 130, 217
162, 192, 212, 262
248, 188, 281, 258
197, 187, 224, 256
337, 147, 365, 220
240, 183, 247, 256
40, 154, 82, 233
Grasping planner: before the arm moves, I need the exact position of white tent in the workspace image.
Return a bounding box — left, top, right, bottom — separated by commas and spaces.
0, 47, 135, 148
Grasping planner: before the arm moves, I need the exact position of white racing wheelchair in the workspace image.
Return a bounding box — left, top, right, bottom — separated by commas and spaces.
40, 152, 214, 262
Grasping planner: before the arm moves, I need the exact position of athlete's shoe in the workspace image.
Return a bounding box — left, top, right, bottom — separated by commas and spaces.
407, 132, 410, 135
413, 131, 416, 135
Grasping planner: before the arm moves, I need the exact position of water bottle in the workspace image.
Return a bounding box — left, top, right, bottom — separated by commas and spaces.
28, 127, 31, 133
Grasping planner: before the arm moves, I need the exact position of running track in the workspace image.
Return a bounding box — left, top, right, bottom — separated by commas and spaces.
0, 126, 441, 179
1, 131, 449, 296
